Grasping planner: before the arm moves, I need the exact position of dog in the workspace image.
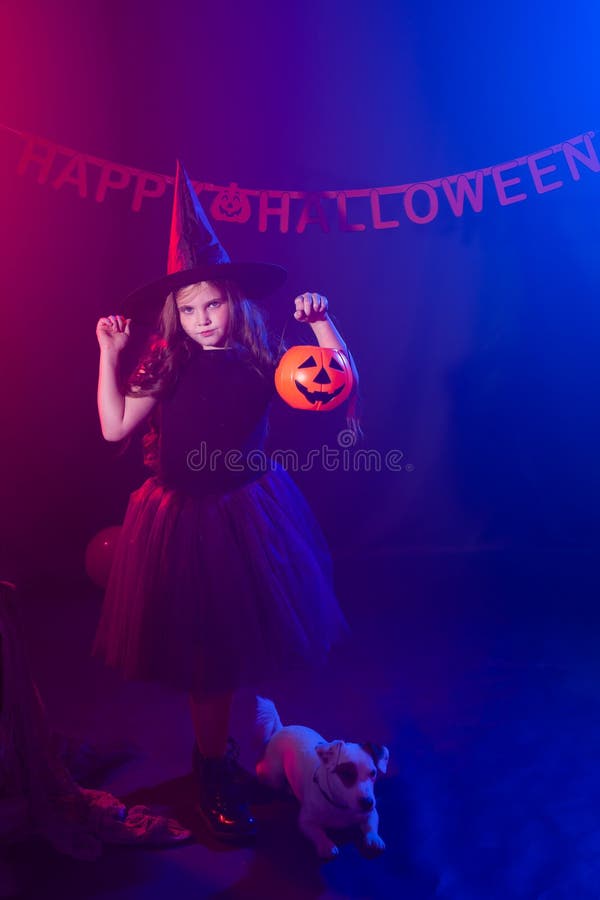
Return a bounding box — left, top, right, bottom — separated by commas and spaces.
254, 696, 389, 859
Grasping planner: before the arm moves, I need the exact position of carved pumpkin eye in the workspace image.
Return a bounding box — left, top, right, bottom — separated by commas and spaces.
299, 356, 318, 368
329, 357, 343, 371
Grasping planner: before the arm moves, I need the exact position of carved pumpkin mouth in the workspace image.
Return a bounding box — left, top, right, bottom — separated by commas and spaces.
294, 381, 345, 405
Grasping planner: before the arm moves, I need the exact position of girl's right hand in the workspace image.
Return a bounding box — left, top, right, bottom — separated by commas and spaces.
96, 315, 132, 354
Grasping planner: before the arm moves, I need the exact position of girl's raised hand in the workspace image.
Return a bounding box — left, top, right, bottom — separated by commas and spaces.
96, 315, 132, 354
293, 292, 329, 324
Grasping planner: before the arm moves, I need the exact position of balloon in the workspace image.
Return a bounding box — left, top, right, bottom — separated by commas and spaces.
84, 526, 122, 588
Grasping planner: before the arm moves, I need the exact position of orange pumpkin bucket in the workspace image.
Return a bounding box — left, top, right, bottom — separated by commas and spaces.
274, 346, 354, 411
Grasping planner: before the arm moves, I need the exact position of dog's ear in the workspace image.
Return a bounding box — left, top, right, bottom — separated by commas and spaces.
316, 740, 344, 769
361, 742, 390, 775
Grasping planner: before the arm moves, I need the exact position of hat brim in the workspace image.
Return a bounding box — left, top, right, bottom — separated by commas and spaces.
123, 262, 287, 325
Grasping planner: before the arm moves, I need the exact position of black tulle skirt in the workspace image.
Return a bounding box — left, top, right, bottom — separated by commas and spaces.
92, 465, 349, 698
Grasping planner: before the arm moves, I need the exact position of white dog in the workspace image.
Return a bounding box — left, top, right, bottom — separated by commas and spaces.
254, 697, 389, 859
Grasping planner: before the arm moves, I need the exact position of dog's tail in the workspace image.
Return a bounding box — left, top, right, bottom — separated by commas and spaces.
255, 696, 283, 747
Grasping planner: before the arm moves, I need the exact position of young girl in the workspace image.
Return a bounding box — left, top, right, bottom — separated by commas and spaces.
92, 162, 356, 843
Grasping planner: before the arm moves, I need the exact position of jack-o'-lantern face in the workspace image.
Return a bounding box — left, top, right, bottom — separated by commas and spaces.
274, 346, 354, 411
210, 183, 251, 223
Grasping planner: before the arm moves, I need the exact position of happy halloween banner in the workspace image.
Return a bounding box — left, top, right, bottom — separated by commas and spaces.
2, 124, 599, 232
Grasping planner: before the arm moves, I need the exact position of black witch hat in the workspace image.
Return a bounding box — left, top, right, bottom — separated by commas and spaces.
124, 161, 286, 324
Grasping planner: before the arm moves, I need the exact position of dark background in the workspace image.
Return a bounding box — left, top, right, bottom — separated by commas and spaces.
1, 0, 599, 580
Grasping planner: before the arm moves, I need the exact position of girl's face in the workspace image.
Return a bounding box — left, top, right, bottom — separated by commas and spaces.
176, 282, 231, 349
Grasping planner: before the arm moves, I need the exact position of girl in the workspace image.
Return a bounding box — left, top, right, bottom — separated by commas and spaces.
92, 163, 356, 843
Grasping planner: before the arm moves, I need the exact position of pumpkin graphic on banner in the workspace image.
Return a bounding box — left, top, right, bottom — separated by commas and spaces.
210, 183, 252, 223
275, 346, 354, 411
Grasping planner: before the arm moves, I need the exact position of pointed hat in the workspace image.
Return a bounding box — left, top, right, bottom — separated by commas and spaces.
124, 161, 286, 323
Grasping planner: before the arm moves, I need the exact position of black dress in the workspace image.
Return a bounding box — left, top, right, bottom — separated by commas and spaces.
92, 344, 349, 697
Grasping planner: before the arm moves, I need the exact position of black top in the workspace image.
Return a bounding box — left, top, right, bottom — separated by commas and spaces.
158, 344, 276, 498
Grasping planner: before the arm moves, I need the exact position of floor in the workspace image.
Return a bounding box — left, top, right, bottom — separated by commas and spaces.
3, 547, 599, 899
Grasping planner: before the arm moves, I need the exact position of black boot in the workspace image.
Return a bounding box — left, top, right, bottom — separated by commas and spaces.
192, 742, 256, 843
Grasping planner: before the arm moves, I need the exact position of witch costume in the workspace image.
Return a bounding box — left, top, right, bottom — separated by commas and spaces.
92, 162, 349, 701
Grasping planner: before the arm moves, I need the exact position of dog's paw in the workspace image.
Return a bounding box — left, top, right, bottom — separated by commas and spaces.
316, 839, 339, 861
363, 831, 386, 855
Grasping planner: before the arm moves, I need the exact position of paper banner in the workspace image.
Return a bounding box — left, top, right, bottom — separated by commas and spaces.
2, 123, 598, 232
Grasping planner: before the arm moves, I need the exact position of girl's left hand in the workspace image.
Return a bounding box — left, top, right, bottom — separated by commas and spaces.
293, 292, 329, 324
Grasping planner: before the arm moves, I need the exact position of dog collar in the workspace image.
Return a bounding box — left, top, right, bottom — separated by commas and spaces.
313, 766, 348, 810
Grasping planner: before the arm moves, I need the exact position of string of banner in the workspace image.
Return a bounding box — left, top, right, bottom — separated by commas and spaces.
2, 123, 598, 233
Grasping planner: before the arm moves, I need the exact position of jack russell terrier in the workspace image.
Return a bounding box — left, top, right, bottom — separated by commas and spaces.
254, 696, 389, 859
